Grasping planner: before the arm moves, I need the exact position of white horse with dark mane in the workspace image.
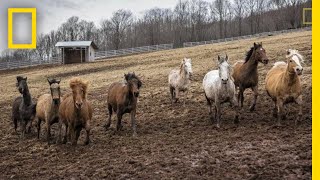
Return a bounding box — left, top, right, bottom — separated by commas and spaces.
168, 58, 193, 105
203, 55, 239, 128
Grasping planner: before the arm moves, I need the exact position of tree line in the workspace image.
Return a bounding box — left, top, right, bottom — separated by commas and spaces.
0, 0, 311, 62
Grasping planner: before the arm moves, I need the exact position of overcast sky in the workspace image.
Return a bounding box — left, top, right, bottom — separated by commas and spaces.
0, 0, 180, 52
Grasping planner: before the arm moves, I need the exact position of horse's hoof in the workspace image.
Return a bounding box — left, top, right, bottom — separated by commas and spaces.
216, 124, 220, 128
103, 124, 110, 130
249, 106, 255, 112
84, 140, 90, 145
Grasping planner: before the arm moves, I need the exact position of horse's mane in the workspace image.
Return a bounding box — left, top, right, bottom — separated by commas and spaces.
125, 73, 142, 89
69, 77, 89, 94
244, 44, 261, 63
286, 49, 304, 63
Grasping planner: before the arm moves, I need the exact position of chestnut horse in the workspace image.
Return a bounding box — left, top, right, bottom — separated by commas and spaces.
105, 72, 142, 136
35, 78, 61, 143
232, 42, 269, 111
58, 77, 92, 145
265, 49, 304, 126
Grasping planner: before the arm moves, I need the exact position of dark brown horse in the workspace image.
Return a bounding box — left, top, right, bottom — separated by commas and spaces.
105, 72, 142, 136
12, 76, 37, 138
232, 42, 269, 111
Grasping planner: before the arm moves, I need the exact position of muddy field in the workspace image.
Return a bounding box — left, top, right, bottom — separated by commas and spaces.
0, 31, 312, 179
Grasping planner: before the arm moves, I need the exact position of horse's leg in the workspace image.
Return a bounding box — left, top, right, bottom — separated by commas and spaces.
215, 101, 221, 128
20, 119, 27, 139
13, 117, 18, 133
183, 90, 188, 107
273, 100, 278, 118
36, 118, 41, 139
170, 86, 174, 104
84, 121, 91, 145
64, 124, 69, 144
175, 89, 179, 103
105, 104, 112, 130
72, 127, 81, 146
295, 95, 303, 126
249, 86, 258, 111
232, 96, 240, 124
238, 86, 244, 108
276, 98, 284, 126
116, 111, 123, 131
131, 109, 137, 137
46, 115, 51, 144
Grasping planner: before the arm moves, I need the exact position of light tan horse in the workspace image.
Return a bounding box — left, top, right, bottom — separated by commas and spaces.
168, 58, 193, 105
265, 49, 304, 126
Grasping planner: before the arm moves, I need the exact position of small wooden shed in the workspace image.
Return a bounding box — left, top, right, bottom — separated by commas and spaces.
55, 41, 98, 64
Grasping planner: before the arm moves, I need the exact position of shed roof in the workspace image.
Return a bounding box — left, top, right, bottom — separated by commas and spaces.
55, 41, 98, 49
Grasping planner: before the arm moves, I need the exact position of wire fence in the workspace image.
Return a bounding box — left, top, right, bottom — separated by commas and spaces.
0, 57, 61, 71
183, 27, 312, 48
94, 44, 174, 60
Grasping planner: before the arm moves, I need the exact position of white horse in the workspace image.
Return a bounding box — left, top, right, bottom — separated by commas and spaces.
168, 58, 193, 105
203, 55, 239, 128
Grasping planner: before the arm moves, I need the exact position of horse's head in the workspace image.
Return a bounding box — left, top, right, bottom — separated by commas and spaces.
217, 55, 231, 85
181, 58, 193, 78
48, 78, 61, 105
16, 76, 28, 94
125, 72, 142, 98
286, 49, 304, 75
69, 77, 88, 109
253, 42, 269, 65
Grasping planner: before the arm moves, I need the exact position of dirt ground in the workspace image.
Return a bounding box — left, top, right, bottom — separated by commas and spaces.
0, 30, 312, 179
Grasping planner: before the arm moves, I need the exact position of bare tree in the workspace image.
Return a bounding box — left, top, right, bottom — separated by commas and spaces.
108, 9, 133, 50
234, 0, 246, 35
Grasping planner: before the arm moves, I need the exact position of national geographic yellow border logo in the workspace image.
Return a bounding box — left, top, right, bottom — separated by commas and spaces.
8, 8, 37, 49
303, 8, 312, 25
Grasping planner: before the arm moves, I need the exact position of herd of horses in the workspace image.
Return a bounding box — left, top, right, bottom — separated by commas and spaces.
11, 42, 304, 145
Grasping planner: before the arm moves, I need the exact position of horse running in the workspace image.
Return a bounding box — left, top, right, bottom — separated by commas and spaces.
265, 49, 304, 126
232, 42, 269, 111
35, 78, 61, 143
105, 72, 142, 136
203, 55, 239, 128
12, 76, 37, 138
168, 58, 193, 105
58, 77, 92, 145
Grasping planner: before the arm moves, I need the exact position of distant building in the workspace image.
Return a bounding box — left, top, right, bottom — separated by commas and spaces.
55, 41, 98, 64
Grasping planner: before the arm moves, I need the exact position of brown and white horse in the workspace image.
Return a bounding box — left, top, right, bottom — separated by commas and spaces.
232, 42, 269, 111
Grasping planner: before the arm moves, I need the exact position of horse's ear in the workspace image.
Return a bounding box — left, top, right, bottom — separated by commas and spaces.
56, 79, 61, 84
124, 73, 129, 81
47, 78, 53, 85
225, 54, 229, 61
260, 42, 263, 46
254, 42, 257, 48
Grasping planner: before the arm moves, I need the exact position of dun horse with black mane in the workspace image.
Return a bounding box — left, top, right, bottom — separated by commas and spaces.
232, 42, 269, 111
35, 78, 61, 143
105, 72, 142, 136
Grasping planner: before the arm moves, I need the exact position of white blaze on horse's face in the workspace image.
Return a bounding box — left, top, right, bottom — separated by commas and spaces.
183, 58, 193, 77
286, 49, 304, 75
218, 56, 230, 84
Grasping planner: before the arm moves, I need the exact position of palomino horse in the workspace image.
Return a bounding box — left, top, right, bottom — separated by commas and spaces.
265, 49, 304, 126
58, 77, 93, 145
35, 78, 61, 143
203, 55, 239, 128
232, 42, 269, 111
105, 72, 142, 136
168, 58, 193, 105
12, 76, 37, 138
